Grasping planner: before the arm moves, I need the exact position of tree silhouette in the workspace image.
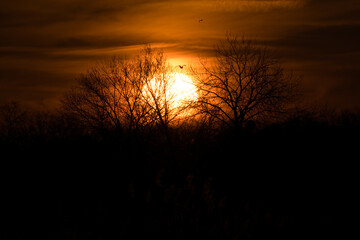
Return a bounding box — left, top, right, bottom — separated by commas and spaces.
192, 34, 298, 130
136, 47, 175, 136
62, 47, 190, 138
63, 56, 144, 134
0, 101, 27, 142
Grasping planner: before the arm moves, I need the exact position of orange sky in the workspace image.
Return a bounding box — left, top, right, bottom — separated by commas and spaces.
1, 0, 360, 110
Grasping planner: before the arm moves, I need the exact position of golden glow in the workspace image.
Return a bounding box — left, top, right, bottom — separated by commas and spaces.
170, 73, 198, 109
143, 72, 198, 116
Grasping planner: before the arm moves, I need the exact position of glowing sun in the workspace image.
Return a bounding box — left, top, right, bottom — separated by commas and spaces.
143, 72, 198, 115
170, 73, 198, 108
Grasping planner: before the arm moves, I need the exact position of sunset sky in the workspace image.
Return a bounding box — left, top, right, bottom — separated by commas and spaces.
1, 0, 359, 110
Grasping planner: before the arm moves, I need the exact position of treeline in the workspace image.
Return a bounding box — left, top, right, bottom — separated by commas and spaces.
1, 99, 358, 185
1, 101, 357, 239
1, 100, 359, 159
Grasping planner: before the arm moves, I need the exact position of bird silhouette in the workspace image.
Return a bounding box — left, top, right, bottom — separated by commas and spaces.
178, 65, 186, 69
198, 19, 203, 23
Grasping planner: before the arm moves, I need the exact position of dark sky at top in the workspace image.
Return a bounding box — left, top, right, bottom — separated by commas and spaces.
1, 0, 360, 110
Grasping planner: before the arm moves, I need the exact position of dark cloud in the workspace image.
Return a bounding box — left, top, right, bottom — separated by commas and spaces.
253, 0, 360, 110
268, 24, 360, 60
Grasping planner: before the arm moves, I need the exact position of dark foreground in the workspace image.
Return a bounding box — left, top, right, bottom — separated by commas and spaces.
1, 122, 357, 240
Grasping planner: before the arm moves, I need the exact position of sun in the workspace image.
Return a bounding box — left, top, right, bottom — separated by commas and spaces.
169, 73, 198, 109
143, 72, 198, 116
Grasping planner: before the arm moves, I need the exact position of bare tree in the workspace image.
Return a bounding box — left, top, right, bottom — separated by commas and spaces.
0, 102, 28, 141
192, 34, 298, 130
62, 47, 187, 137
135, 47, 174, 132
63, 49, 148, 133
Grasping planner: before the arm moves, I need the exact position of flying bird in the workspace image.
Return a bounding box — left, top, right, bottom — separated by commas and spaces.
178, 65, 186, 69
198, 19, 203, 23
